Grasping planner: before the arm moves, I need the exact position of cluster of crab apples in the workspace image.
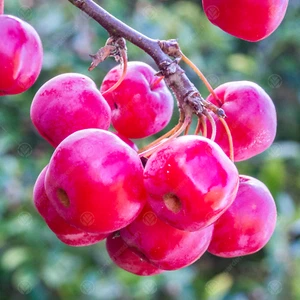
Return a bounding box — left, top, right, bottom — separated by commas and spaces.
0, 0, 286, 277
30, 61, 277, 276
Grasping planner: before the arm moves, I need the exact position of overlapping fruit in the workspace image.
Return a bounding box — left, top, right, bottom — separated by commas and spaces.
0, 0, 283, 277
31, 61, 277, 276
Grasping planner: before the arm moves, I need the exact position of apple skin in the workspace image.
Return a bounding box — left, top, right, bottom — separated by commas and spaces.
33, 165, 108, 247
208, 175, 277, 257
206, 81, 277, 162
106, 233, 163, 276
45, 129, 147, 234
30, 73, 111, 147
120, 204, 214, 270
202, 0, 289, 42
0, 15, 43, 95
144, 135, 239, 232
100, 61, 174, 138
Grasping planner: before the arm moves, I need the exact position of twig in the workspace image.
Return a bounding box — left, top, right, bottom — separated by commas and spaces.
67, 0, 202, 116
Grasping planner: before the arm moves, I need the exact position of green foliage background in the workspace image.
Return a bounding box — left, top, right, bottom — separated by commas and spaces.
1, 0, 300, 299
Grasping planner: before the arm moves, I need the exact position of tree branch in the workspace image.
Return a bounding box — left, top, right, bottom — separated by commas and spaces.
67, 0, 204, 116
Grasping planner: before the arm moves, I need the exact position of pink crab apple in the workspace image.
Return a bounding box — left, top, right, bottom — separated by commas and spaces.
0, 15, 43, 95
106, 232, 163, 276
33, 165, 108, 246
205, 81, 277, 161
100, 61, 174, 138
144, 135, 239, 232
30, 73, 111, 147
45, 129, 147, 234
120, 204, 214, 270
113, 132, 138, 151
202, 0, 289, 42
208, 175, 277, 257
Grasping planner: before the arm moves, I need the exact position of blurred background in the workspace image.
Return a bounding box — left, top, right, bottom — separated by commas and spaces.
1, 0, 300, 299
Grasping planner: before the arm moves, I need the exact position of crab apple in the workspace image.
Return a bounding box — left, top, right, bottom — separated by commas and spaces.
120, 204, 214, 270
100, 61, 174, 138
30, 73, 111, 147
144, 135, 239, 232
202, 0, 289, 42
206, 81, 277, 161
208, 175, 277, 257
113, 132, 138, 151
106, 233, 163, 276
55, 232, 108, 247
45, 129, 147, 234
0, 15, 43, 95
33, 165, 108, 246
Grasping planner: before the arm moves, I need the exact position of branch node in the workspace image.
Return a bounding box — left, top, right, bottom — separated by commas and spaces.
88, 36, 127, 71
158, 60, 182, 77
158, 39, 181, 59
72, 0, 85, 9
201, 98, 227, 118
185, 91, 204, 115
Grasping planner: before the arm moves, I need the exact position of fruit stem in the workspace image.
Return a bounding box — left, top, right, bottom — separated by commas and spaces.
0, 0, 4, 14
195, 117, 202, 136
139, 115, 191, 158
203, 111, 216, 141
184, 122, 191, 135
102, 49, 128, 96
150, 76, 165, 90
180, 51, 220, 102
195, 115, 207, 137
138, 123, 181, 154
218, 117, 234, 161
138, 111, 185, 154
201, 116, 207, 138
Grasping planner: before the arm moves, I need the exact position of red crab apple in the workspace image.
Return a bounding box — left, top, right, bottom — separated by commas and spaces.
0, 15, 43, 95
30, 73, 111, 147
202, 0, 289, 42
208, 175, 277, 257
106, 233, 163, 276
45, 129, 147, 234
206, 81, 277, 161
100, 61, 174, 139
113, 132, 138, 151
33, 165, 108, 246
144, 135, 239, 231
120, 204, 214, 270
